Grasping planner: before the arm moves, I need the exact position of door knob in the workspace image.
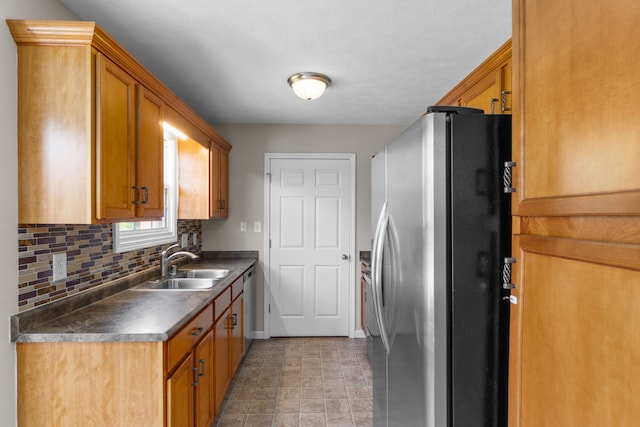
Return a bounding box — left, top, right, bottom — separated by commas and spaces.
341, 254, 350, 260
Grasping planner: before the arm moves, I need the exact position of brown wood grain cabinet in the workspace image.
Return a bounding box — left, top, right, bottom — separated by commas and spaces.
15, 290, 245, 426
230, 293, 244, 374
167, 352, 195, 427
177, 137, 231, 220
97, 56, 165, 221
210, 143, 230, 219
508, 0, 640, 425
214, 306, 232, 414
437, 39, 512, 114
213, 277, 244, 414
178, 137, 211, 220
7, 19, 231, 224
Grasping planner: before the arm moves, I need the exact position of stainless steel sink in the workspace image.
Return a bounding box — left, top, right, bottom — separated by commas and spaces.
134, 277, 219, 291
181, 268, 232, 279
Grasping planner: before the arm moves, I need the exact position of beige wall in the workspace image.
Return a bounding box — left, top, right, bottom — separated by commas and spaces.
202, 124, 405, 335
1, 0, 78, 424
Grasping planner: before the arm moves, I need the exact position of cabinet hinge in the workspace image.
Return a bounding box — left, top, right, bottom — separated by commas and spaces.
266, 172, 272, 183
503, 161, 517, 193
268, 304, 271, 313
502, 257, 517, 290
269, 239, 272, 249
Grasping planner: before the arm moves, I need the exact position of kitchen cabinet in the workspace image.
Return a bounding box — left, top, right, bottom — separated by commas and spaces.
178, 137, 211, 220
436, 39, 512, 114
7, 20, 230, 224
230, 293, 244, 374
167, 327, 214, 427
214, 307, 231, 414
210, 142, 230, 219
194, 330, 214, 427
166, 304, 214, 427
212, 277, 244, 414
97, 56, 164, 221
167, 353, 195, 427
508, 1, 640, 426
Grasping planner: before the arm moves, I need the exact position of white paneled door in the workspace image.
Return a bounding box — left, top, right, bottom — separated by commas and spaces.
267, 155, 353, 337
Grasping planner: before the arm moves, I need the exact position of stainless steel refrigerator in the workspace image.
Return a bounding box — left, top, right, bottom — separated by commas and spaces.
367, 106, 512, 427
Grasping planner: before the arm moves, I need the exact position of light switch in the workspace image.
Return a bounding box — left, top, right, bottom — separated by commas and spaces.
254, 221, 262, 233
181, 233, 188, 248
240, 221, 247, 232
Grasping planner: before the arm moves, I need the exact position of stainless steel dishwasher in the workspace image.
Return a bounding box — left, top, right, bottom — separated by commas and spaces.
243, 265, 255, 354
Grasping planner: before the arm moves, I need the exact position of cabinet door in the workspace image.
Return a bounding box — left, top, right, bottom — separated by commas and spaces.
209, 143, 221, 218
214, 308, 231, 414
194, 330, 214, 427
96, 53, 137, 220
230, 295, 244, 375
167, 353, 195, 427
178, 138, 210, 220
459, 59, 511, 114
209, 144, 229, 219
136, 85, 164, 219
219, 149, 229, 218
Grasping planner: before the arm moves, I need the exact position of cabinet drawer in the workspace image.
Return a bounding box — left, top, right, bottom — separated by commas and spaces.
232, 277, 244, 301
167, 304, 213, 372
214, 287, 231, 322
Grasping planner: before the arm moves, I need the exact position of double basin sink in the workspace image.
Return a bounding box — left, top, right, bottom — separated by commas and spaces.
136, 268, 232, 291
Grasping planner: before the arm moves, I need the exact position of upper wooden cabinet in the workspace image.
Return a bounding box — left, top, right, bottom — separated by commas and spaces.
437, 39, 512, 114
7, 19, 231, 224
178, 137, 211, 220
210, 143, 229, 219
96, 55, 164, 221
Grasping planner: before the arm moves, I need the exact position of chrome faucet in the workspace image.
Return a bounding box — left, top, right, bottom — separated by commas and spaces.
161, 243, 199, 277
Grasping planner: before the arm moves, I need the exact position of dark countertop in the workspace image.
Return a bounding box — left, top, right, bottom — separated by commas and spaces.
12, 256, 257, 343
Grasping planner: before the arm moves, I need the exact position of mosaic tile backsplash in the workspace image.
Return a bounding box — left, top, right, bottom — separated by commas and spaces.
18, 220, 202, 311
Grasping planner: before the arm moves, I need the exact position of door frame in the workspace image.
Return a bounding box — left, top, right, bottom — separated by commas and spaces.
263, 153, 357, 339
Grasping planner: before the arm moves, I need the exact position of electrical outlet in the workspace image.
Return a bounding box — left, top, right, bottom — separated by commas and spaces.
181, 233, 188, 248
52, 252, 67, 281
192, 233, 198, 246
254, 221, 262, 233
240, 221, 247, 232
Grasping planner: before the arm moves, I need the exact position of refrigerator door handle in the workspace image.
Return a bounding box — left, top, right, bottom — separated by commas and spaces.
372, 201, 391, 354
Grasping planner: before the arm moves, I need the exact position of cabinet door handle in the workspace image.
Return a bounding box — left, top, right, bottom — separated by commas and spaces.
192, 367, 199, 386
232, 313, 238, 327
198, 358, 206, 377
220, 199, 226, 210
141, 186, 149, 205
501, 90, 511, 112
132, 185, 140, 204
191, 327, 204, 336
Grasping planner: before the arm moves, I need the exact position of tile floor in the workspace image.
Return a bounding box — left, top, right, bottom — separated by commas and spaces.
214, 337, 373, 427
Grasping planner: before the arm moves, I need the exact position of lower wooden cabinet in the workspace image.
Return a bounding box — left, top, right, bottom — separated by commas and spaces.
230, 294, 244, 374
213, 277, 245, 415
214, 306, 232, 414
194, 330, 214, 427
167, 353, 195, 427
15, 273, 249, 426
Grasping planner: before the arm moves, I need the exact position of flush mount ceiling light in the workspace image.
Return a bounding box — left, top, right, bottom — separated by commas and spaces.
287, 72, 331, 100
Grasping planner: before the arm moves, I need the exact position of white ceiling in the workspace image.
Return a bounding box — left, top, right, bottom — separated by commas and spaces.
59, 0, 511, 126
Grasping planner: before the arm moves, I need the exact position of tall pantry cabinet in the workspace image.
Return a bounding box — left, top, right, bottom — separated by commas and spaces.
508, 0, 640, 425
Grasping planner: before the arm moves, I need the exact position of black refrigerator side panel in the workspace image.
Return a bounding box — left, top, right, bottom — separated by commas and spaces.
449, 114, 511, 427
